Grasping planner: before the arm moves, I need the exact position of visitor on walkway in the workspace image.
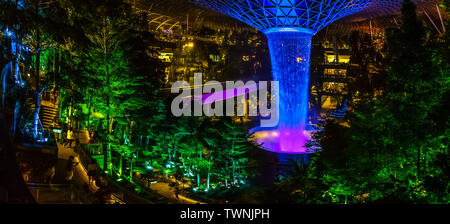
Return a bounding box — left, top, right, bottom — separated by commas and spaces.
50, 87, 56, 105
45, 165, 56, 184
53, 90, 59, 105
175, 187, 180, 200
19, 161, 31, 183
65, 156, 79, 184
66, 129, 74, 148
94, 184, 112, 204
87, 161, 97, 184
88, 130, 95, 144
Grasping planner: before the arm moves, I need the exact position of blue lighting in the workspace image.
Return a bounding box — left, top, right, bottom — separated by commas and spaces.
253, 29, 313, 153
263, 27, 315, 35
4, 28, 13, 37
196, 0, 370, 33
196, 0, 369, 153
267, 30, 311, 134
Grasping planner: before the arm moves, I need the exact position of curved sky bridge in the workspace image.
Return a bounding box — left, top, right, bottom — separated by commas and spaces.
161, 81, 259, 104
139, 0, 446, 154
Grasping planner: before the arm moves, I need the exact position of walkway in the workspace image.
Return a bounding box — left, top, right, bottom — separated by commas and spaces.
56, 130, 99, 193
60, 129, 204, 204
135, 177, 204, 204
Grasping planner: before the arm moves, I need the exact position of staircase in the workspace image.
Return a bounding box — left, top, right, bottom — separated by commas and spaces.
329, 99, 349, 119
39, 103, 59, 130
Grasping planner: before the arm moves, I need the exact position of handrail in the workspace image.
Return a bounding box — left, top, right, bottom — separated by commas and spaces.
26, 182, 70, 188
111, 194, 126, 204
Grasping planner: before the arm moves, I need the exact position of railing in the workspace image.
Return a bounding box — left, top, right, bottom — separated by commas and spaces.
111, 193, 126, 204
26, 183, 77, 204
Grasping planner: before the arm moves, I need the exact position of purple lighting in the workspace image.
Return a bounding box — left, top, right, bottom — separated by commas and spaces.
195, 84, 258, 104
195, 0, 370, 154
251, 129, 312, 154
245, 28, 315, 154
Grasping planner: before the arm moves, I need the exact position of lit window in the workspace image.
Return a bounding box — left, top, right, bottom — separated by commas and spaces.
209, 55, 220, 62
326, 55, 336, 63
296, 57, 305, 63
158, 53, 173, 62
338, 55, 350, 63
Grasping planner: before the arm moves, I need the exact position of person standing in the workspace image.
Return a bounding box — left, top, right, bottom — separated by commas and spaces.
87, 162, 97, 184
65, 156, 79, 184
174, 187, 180, 200
19, 161, 32, 183
66, 129, 74, 148
45, 165, 56, 184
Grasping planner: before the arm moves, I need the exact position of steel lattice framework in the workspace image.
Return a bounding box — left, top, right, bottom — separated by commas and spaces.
192, 1, 374, 154
137, 0, 444, 154
195, 0, 371, 33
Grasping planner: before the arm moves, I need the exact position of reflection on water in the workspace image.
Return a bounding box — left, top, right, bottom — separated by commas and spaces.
251, 128, 313, 154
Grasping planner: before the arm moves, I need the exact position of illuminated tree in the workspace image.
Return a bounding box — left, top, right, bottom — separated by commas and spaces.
209, 118, 253, 187
304, 0, 449, 203
196, 0, 370, 153
80, 0, 141, 174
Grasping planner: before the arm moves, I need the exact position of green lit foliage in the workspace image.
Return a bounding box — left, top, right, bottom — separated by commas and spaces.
0, 0, 88, 138
77, 0, 142, 174
347, 30, 385, 99
140, 115, 254, 191
302, 0, 449, 204
209, 118, 252, 187
1, 0, 257, 197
